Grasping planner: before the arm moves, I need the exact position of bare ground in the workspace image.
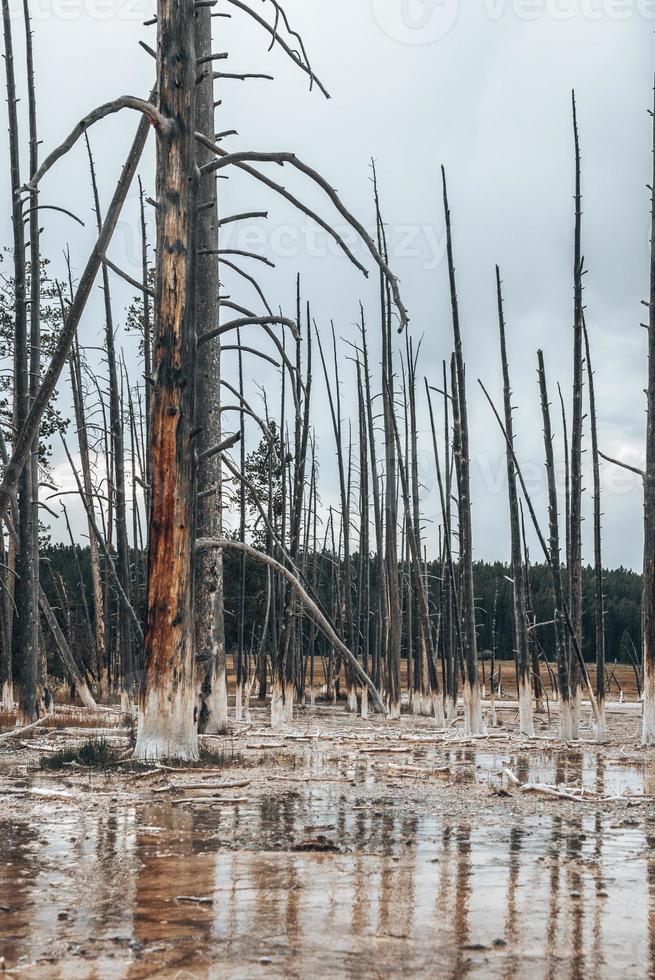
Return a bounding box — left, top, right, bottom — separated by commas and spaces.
0, 695, 654, 978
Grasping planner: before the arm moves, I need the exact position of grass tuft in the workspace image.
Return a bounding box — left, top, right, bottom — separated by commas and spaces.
40, 738, 123, 771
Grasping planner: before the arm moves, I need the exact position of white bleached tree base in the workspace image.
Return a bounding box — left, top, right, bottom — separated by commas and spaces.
271, 676, 285, 730
445, 695, 457, 724
388, 698, 401, 721
594, 699, 607, 741
202, 663, 229, 735
234, 683, 243, 723
463, 681, 486, 736
518, 679, 535, 737
1, 681, 13, 709
134, 686, 199, 762
432, 694, 446, 729
560, 699, 574, 741
283, 680, 294, 724
571, 689, 581, 740
360, 686, 368, 719
347, 685, 358, 714
642, 668, 655, 746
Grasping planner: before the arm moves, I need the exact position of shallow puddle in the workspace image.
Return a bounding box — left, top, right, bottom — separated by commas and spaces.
1, 763, 655, 978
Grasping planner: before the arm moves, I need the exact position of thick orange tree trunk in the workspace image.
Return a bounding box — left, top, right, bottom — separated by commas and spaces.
134, 0, 199, 761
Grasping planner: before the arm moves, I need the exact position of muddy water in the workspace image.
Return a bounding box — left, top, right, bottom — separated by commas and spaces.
1, 749, 655, 978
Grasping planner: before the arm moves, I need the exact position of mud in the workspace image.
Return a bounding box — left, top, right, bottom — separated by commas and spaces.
1, 702, 654, 978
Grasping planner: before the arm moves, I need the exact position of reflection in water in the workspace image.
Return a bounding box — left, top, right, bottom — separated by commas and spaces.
1, 756, 655, 977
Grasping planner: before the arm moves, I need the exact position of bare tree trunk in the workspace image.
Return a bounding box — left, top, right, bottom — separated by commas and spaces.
138, 175, 152, 509
3, 0, 38, 724
407, 341, 433, 716
426, 381, 466, 723
389, 385, 445, 726
24, 0, 44, 715
643, 78, 655, 747
538, 351, 573, 740
134, 0, 199, 761
520, 502, 544, 712
86, 137, 133, 702
373, 170, 401, 719
360, 310, 386, 695
195, 4, 228, 737
496, 267, 534, 735
316, 324, 355, 710
441, 168, 484, 734
356, 359, 371, 719
0, 526, 11, 705
441, 362, 457, 720
583, 318, 606, 739
69, 338, 106, 697
569, 91, 584, 738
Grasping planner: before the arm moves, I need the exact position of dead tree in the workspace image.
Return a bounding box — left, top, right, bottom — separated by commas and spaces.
356, 357, 371, 718
360, 308, 386, 694
68, 333, 106, 697
479, 377, 601, 732
373, 168, 402, 719
643, 78, 655, 746
316, 323, 355, 711
538, 351, 573, 739
389, 382, 445, 726
426, 380, 466, 717
195, 2, 228, 736
86, 138, 133, 703
441, 361, 457, 720
134, 0, 199, 761
495, 267, 534, 735
24, 0, 41, 716
441, 168, 484, 734
583, 318, 606, 738
407, 339, 434, 716
569, 91, 584, 737
3, 0, 38, 724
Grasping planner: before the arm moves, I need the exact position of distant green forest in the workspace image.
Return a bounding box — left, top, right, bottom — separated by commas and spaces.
38, 544, 641, 687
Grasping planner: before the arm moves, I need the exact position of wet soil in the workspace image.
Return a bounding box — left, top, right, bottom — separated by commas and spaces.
1, 701, 654, 978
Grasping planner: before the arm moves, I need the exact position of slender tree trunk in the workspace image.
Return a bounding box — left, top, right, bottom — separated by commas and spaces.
441, 169, 484, 734
316, 324, 355, 710
360, 311, 386, 696
69, 337, 107, 697
195, 4, 228, 736
138, 175, 152, 510
373, 171, 401, 719
24, 0, 43, 715
569, 92, 584, 738
134, 0, 199, 761
643, 78, 655, 746
86, 137, 133, 702
583, 319, 606, 739
496, 267, 534, 735
3, 0, 38, 724
538, 351, 573, 740
0, 524, 11, 705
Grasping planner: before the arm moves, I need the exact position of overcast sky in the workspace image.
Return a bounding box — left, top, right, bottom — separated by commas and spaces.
1, 0, 654, 569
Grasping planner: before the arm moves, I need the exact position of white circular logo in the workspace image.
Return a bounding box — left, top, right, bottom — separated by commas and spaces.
371, 0, 460, 45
